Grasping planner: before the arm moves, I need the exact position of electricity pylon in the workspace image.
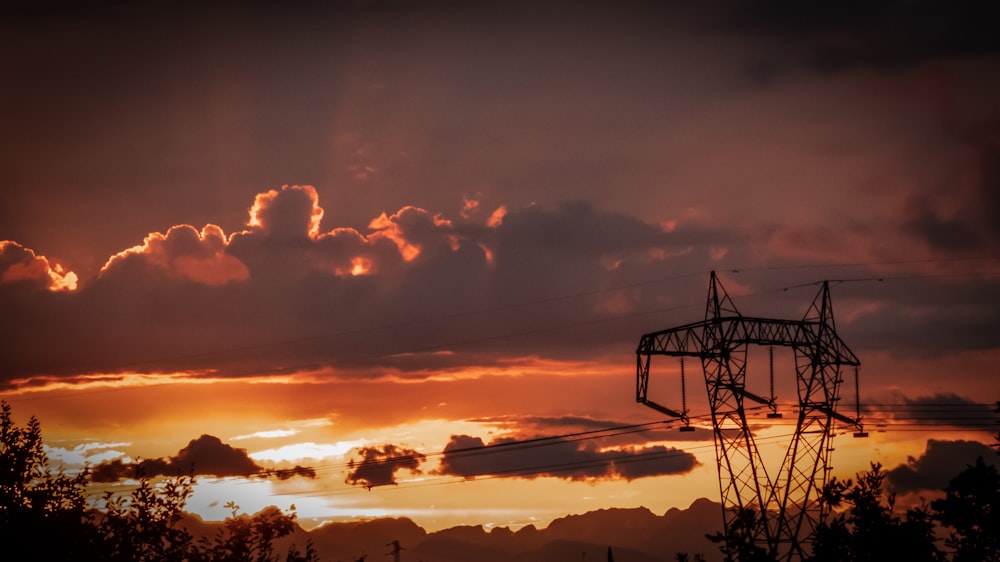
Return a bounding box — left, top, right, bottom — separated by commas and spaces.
635, 272, 864, 560
385, 540, 402, 562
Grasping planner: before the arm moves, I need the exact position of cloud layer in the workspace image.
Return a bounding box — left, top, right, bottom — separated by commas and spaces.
90, 434, 315, 482
1, 2, 999, 409
2, 180, 1000, 388
0, 185, 697, 381
345, 444, 426, 489
0, 241, 77, 292
887, 439, 999, 494
434, 434, 699, 482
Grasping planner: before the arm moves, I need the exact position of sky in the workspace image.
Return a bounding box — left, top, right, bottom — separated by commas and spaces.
1, 0, 999, 533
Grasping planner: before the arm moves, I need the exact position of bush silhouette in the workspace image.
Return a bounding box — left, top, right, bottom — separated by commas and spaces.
0, 401, 317, 561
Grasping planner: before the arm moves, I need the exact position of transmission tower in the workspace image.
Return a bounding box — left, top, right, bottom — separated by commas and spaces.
635, 272, 865, 561
385, 540, 402, 562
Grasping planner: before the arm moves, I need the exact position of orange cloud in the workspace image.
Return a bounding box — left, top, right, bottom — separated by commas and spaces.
248, 184, 324, 239
461, 196, 481, 219
435, 434, 698, 482
215, 189, 495, 281
487, 205, 507, 228
368, 208, 424, 262
89, 433, 316, 482
100, 224, 248, 286
0, 240, 78, 292
479, 243, 495, 264
348, 256, 372, 276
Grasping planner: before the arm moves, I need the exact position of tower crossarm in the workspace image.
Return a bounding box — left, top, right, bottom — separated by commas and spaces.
636, 316, 859, 365
634, 273, 867, 561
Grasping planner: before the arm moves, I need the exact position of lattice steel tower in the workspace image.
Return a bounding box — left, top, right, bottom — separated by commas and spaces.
635, 272, 865, 561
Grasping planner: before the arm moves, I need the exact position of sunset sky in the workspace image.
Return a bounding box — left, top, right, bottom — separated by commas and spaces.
1, 0, 998, 533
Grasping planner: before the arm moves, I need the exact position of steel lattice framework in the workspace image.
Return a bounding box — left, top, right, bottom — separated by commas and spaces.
635, 272, 863, 561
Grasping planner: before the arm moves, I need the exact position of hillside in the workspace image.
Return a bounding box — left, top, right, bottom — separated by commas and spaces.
187, 498, 723, 562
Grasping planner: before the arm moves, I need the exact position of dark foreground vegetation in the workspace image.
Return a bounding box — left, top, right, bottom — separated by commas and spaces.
708, 401, 1000, 562
2, 401, 998, 561
1, 402, 318, 561
708, 459, 999, 562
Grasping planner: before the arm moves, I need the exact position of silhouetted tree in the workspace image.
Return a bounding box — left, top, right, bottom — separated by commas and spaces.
1, 401, 318, 562
809, 463, 941, 562
994, 401, 1000, 454
196, 501, 317, 562
707, 507, 777, 562
0, 401, 98, 558
932, 457, 1000, 562
95, 473, 196, 562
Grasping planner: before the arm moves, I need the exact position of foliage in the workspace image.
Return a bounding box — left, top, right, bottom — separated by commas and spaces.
0, 401, 318, 562
706, 507, 777, 562
0, 401, 97, 558
96, 475, 197, 561
809, 463, 941, 562
995, 401, 999, 454
931, 457, 1000, 562
708, 460, 999, 562
196, 501, 316, 562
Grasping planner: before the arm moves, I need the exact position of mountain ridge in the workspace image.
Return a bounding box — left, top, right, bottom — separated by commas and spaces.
186, 498, 724, 562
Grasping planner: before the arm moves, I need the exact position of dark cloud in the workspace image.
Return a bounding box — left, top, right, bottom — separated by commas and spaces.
862, 393, 998, 428
0, 240, 77, 292
434, 434, 699, 482
472, 415, 634, 433
3, 180, 997, 382
263, 465, 318, 480
830, 275, 1000, 356
904, 126, 1000, 253
0, 187, 712, 382
465, 415, 709, 447
0, 0, 134, 20
887, 439, 998, 494
90, 460, 139, 483
89, 434, 315, 482
0, 0, 694, 270
98, 224, 248, 286
902, 393, 995, 410
725, 0, 1000, 73
345, 444, 425, 489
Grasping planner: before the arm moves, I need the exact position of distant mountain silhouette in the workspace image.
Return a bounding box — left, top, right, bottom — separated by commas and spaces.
303, 517, 428, 561
183, 498, 723, 562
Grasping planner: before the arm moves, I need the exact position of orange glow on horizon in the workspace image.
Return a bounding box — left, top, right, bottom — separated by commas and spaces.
3, 355, 994, 535
0, 371, 312, 396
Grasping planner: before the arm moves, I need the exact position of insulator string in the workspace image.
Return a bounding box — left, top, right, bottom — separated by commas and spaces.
855, 366, 861, 420
769, 346, 775, 404
680, 356, 687, 415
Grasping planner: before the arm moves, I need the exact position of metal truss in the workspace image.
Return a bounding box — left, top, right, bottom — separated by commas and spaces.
635, 272, 863, 561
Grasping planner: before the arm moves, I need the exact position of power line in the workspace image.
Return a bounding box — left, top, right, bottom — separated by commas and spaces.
81, 417, 698, 494
80, 403, 997, 498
